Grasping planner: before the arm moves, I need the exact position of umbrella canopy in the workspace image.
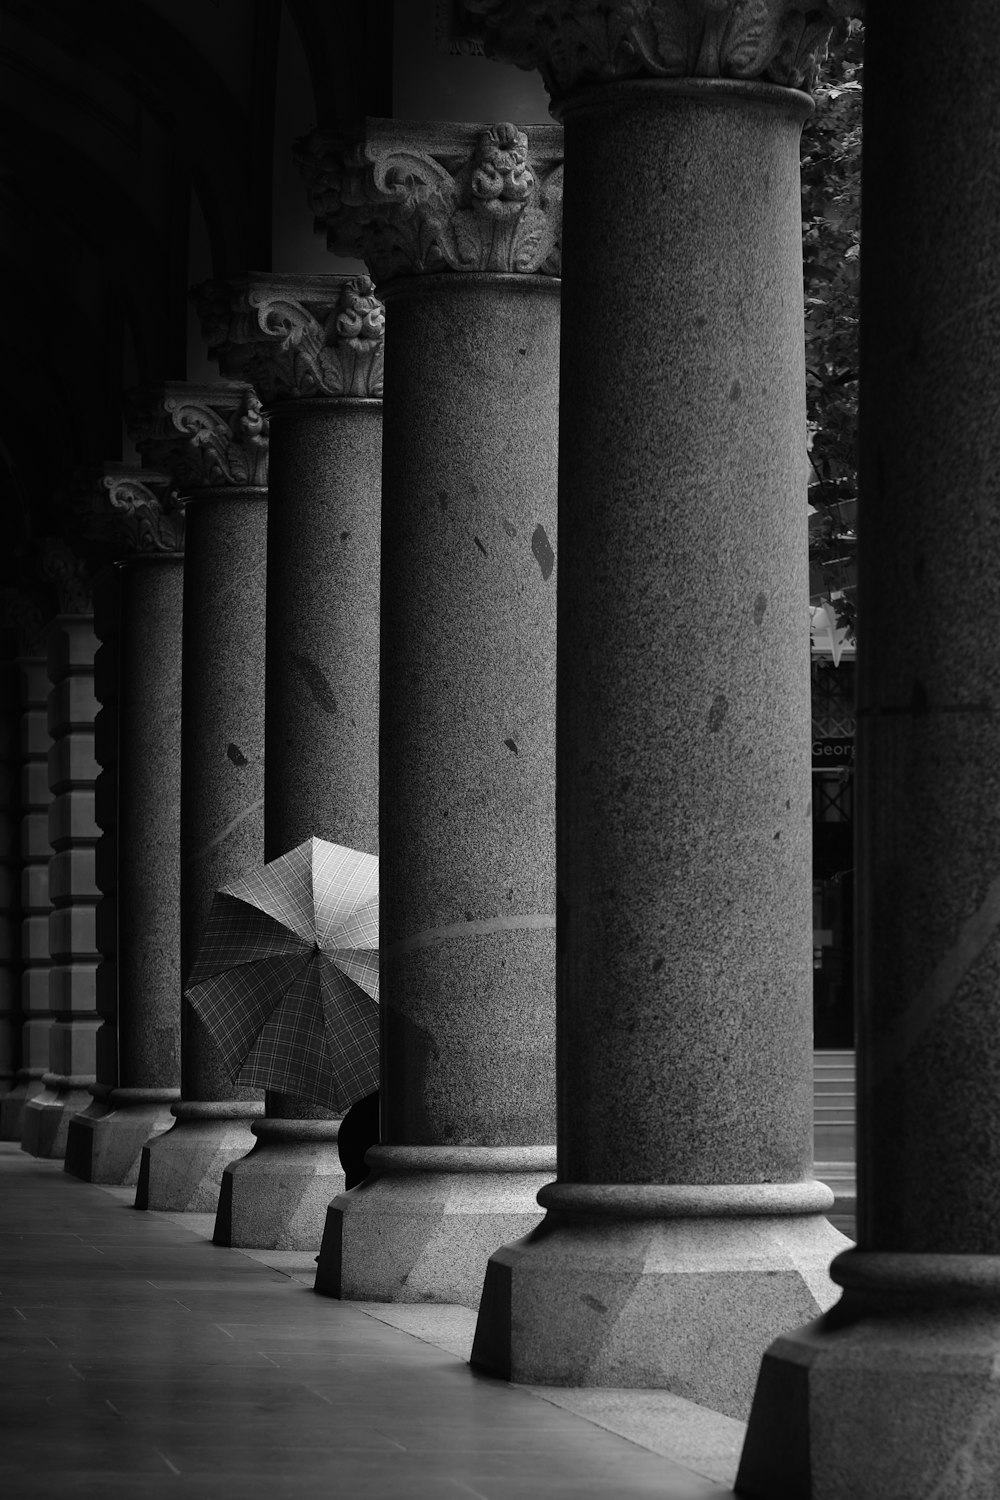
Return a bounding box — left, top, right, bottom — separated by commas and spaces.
185, 837, 379, 1113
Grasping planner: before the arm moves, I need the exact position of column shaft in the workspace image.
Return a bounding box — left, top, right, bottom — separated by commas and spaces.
381, 276, 557, 1145
472, 81, 844, 1414
136, 486, 265, 1208
119, 558, 184, 1092
214, 394, 382, 1251
264, 399, 381, 860
559, 82, 813, 1186
739, 8, 1000, 1495
180, 487, 267, 1099
317, 271, 559, 1307
66, 557, 184, 1182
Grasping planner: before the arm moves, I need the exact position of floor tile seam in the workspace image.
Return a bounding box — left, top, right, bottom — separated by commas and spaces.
521, 1386, 739, 1488
27, 1171, 735, 1493
339, 1304, 737, 1489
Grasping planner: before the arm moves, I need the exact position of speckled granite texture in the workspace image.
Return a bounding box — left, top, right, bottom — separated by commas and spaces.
739, 9, 1000, 1495
179, 486, 266, 1104
214, 1118, 345, 1251
472, 1186, 846, 1417
115, 558, 184, 1091
136, 1101, 262, 1212
263, 398, 381, 860
475, 78, 825, 1397
217, 397, 381, 1244
379, 274, 558, 1148
316, 1146, 556, 1309
66, 556, 184, 1184
554, 80, 815, 1189
140, 487, 266, 1213
312, 272, 559, 1303
66, 1091, 179, 1185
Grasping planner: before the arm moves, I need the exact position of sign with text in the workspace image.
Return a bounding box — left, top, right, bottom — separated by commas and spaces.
812, 736, 854, 769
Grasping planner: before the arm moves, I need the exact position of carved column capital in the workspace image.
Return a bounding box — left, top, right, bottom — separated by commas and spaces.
124, 381, 269, 493
100, 465, 185, 554
191, 273, 385, 403
296, 118, 563, 282
452, 0, 857, 95
61, 465, 184, 567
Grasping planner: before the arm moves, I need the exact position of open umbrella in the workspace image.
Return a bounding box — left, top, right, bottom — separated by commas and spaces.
185, 837, 379, 1113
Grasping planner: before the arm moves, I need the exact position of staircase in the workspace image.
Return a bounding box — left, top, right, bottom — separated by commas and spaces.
813, 1049, 856, 1240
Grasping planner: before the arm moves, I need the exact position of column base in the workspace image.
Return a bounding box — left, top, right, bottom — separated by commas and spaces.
470, 1180, 850, 1420
20, 1073, 95, 1159
64, 1087, 181, 1184
737, 1249, 1000, 1499
135, 1100, 264, 1211
213, 1118, 345, 1250
0, 1069, 47, 1141
315, 1144, 556, 1310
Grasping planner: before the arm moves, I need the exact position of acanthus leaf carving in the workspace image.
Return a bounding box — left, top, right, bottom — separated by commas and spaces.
191, 274, 385, 402
453, 0, 860, 96
295, 119, 563, 282
125, 382, 269, 492
101, 470, 185, 554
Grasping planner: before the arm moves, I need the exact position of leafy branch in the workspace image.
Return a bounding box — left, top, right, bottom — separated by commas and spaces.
803, 19, 863, 640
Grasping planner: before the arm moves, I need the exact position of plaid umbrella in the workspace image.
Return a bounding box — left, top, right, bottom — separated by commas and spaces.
185, 837, 379, 1113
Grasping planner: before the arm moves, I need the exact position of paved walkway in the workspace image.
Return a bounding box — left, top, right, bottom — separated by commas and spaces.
0, 1143, 742, 1498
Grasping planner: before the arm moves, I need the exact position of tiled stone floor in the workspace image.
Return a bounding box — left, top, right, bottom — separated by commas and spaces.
0, 1143, 741, 1498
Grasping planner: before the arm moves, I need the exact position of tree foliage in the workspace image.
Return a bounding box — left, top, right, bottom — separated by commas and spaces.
803, 19, 863, 637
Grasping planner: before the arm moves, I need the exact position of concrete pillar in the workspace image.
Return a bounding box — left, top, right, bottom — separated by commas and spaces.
297, 118, 561, 1308
126, 382, 268, 1211
191, 272, 383, 1250
738, 6, 1000, 1494
22, 616, 101, 1158
458, 4, 847, 1413
1, 657, 52, 1139
65, 471, 185, 1183
0, 655, 20, 1106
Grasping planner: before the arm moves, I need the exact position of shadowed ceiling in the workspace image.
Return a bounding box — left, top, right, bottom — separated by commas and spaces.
0, 0, 392, 587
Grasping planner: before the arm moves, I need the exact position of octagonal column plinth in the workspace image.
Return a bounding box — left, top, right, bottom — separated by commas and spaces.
297, 118, 562, 1306
191, 273, 384, 1249
448, 72, 846, 1408
126, 383, 268, 1211
739, 8, 1000, 1495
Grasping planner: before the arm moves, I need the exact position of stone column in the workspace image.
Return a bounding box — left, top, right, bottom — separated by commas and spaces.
457, 1, 847, 1413
190, 272, 383, 1250
22, 613, 101, 1158
738, 6, 1000, 1495
1, 651, 52, 1139
128, 382, 269, 1211
296, 118, 560, 1309
0, 653, 20, 1106
64, 470, 185, 1183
